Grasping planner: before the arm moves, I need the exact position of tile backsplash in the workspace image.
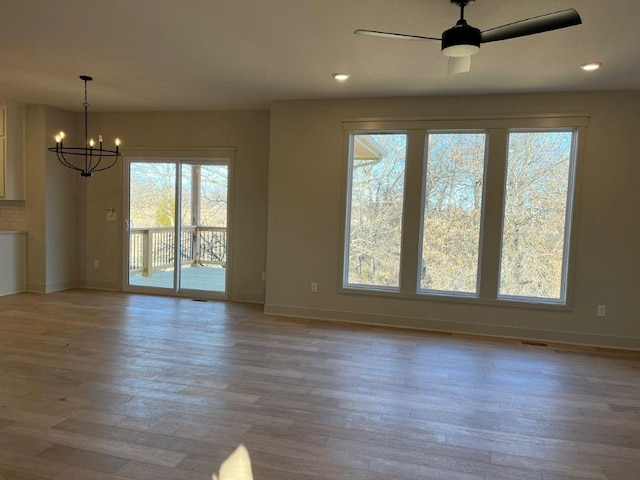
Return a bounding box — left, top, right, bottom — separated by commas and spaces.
0, 201, 26, 231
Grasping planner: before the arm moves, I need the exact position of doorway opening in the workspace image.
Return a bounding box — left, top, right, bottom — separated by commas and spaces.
124, 153, 232, 298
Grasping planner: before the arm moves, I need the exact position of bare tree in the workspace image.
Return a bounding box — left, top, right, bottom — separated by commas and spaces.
422, 133, 486, 293
347, 134, 406, 286
130, 163, 177, 227
500, 131, 573, 299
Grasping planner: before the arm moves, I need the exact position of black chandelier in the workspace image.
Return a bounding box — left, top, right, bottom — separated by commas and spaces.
49, 75, 121, 177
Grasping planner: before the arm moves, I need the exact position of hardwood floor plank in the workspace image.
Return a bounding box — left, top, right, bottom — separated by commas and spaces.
574, 440, 640, 460
68, 409, 127, 427
115, 460, 220, 480
490, 451, 607, 480
0, 466, 53, 480
51, 418, 240, 458
239, 449, 377, 480
4, 423, 186, 468
0, 430, 53, 456
0, 406, 65, 427
541, 473, 601, 480
37, 444, 129, 473
53, 466, 131, 480
368, 457, 486, 480
0, 449, 70, 478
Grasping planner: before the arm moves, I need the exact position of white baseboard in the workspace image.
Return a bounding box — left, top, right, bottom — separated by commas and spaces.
264, 304, 640, 351
80, 280, 121, 291
230, 291, 265, 304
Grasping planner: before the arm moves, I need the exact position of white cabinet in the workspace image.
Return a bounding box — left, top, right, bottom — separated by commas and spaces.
0, 231, 27, 295
0, 103, 26, 200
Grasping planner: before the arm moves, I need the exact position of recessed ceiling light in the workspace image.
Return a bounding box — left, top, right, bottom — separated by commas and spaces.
580, 62, 602, 71
332, 73, 350, 82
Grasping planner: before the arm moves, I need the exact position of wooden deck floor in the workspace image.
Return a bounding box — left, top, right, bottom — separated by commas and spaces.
129, 265, 226, 292
0, 289, 639, 479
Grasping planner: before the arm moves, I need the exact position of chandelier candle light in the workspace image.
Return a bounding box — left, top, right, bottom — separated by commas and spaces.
49, 75, 121, 177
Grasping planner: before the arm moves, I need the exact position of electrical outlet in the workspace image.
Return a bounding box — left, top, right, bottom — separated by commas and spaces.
311, 282, 318, 293
597, 305, 606, 317
93, 259, 99, 269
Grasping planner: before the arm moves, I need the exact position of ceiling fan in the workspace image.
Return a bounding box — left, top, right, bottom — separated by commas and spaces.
354, 0, 582, 75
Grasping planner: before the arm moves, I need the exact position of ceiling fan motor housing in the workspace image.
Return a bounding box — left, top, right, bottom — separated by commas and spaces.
442, 20, 481, 56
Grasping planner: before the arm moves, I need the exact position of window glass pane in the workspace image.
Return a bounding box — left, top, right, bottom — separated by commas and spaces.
499, 131, 575, 300
200, 165, 229, 228
180, 163, 228, 293
345, 133, 406, 288
128, 162, 177, 289
420, 132, 486, 294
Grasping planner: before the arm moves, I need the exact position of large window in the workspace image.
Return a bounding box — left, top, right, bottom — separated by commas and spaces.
499, 131, 576, 301
342, 119, 582, 307
344, 133, 407, 288
420, 132, 487, 295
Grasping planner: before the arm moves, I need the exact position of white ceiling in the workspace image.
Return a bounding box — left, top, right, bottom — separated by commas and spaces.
0, 0, 638, 112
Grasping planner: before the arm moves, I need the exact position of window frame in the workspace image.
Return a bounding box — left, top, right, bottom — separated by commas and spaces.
342, 130, 409, 292
339, 115, 587, 310
496, 127, 580, 305
417, 129, 489, 298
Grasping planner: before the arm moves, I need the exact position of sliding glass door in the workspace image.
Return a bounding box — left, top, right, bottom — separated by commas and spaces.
125, 157, 230, 297
178, 162, 229, 292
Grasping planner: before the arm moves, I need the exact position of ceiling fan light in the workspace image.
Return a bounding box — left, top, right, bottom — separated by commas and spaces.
580, 62, 602, 71
441, 23, 481, 57
442, 43, 479, 57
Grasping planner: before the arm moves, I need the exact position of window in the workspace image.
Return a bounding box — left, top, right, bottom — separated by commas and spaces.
420, 132, 487, 295
342, 118, 583, 307
344, 133, 407, 289
499, 131, 577, 302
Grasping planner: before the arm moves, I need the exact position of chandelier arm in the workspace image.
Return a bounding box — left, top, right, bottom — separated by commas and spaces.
91, 153, 122, 172
54, 150, 85, 173
88, 150, 104, 173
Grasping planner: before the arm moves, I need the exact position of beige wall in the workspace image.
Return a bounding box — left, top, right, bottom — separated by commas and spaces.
25, 105, 79, 292
79, 110, 270, 303
24, 105, 46, 291
265, 92, 640, 349
45, 106, 80, 291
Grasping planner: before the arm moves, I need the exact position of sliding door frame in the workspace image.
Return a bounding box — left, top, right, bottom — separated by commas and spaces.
122, 147, 235, 300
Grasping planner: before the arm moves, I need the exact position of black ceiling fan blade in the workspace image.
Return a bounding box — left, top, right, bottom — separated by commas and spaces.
354, 29, 440, 42
480, 9, 581, 44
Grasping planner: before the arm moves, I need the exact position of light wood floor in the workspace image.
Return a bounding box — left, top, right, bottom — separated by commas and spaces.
0, 290, 639, 480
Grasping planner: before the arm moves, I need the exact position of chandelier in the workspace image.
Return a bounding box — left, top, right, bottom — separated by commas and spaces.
49, 75, 121, 177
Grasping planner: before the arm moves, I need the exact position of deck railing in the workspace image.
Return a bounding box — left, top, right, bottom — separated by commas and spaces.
129, 226, 226, 276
